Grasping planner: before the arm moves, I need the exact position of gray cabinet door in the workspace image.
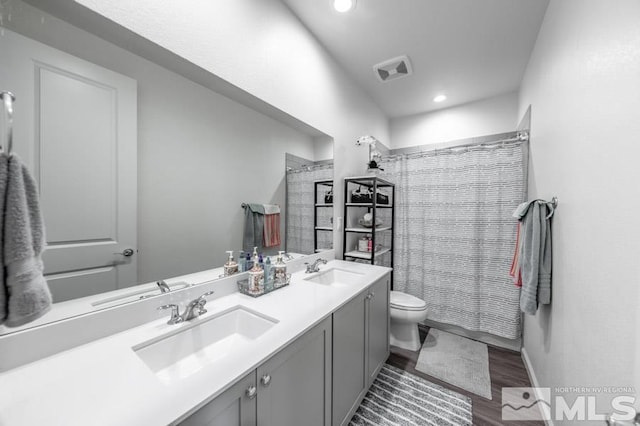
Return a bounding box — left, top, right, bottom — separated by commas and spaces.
367, 275, 390, 384
256, 317, 332, 426
178, 371, 257, 426
332, 292, 368, 426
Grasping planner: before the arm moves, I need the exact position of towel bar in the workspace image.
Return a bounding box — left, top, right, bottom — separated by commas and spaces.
0, 91, 15, 155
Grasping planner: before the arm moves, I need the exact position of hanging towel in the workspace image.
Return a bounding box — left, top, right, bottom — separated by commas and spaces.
1, 154, 52, 327
263, 204, 281, 248
513, 200, 553, 315
0, 153, 8, 324
509, 223, 523, 287
243, 203, 265, 253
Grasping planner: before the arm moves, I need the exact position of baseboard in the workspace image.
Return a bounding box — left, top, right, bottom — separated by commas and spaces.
521, 347, 554, 426
422, 319, 522, 352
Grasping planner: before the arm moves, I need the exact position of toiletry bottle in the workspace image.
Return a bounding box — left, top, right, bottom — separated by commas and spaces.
358, 236, 368, 252
274, 251, 287, 288
224, 251, 239, 276
264, 257, 273, 292
246, 252, 253, 271
258, 254, 264, 269
238, 250, 245, 272
248, 247, 264, 294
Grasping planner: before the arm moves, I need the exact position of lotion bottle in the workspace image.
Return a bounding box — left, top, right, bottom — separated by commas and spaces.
224, 251, 238, 276
274, 251, 287, 288
248, 247, 264, 293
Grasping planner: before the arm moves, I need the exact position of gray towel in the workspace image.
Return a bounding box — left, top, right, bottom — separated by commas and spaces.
1, 154, 52, 327
242, 203, 265, 253
0, 153, 8, 324
514, 200, 552, 314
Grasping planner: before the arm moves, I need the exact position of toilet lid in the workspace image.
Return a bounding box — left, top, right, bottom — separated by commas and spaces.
390, 291, 427, 311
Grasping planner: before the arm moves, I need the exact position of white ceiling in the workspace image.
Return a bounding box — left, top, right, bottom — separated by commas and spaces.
281, 0, 549, 118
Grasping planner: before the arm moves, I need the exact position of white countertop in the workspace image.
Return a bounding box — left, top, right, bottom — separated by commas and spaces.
0, 260, 391, 425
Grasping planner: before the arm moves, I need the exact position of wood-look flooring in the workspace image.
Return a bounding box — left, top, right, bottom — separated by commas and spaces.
387, 325, 545, 426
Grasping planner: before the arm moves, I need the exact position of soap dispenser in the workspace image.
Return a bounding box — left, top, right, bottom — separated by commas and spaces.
248, 247, 264, 294
273, 251, 288, 288
224, 251, 238, 276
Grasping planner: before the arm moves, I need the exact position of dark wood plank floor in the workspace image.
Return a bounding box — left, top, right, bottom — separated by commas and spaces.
387, 325, 544, 426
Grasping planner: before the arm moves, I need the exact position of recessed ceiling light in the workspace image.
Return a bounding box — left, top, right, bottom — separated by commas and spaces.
433, 94, 447, 103
333, 0, 356, 13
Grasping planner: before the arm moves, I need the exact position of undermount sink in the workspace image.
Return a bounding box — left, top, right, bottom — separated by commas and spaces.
303, 267, 364, 287
133, 306, 278, 381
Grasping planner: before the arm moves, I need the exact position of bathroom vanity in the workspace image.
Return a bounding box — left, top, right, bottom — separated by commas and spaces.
0, 256, 390, 426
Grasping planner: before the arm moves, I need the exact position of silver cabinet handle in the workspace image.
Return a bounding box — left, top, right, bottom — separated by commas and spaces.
246, 385, 257, 399
114, 248, 135, 257
370, 291, 375, 298
260, 374, 271, 387
366, 293, 372, 300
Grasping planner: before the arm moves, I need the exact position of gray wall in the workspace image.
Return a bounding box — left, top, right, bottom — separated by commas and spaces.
519, 0, 640, 421
7, 1, 319, 283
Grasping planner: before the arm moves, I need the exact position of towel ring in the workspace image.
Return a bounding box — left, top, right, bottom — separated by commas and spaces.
1, 91, 15, 155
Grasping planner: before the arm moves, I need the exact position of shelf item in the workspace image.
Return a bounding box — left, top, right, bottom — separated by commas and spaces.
345, 226, 392, 233
314, 179, 334, 253
346, 203, 393, 208
342, 176, 395, 286
344, 248, 391, 260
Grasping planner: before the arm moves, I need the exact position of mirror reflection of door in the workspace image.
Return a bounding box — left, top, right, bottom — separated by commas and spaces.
0, 29, 137, 302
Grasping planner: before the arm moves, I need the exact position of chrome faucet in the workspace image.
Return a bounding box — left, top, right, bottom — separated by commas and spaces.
158, 290, 215, 324
182, 290, 215, 321
305, 258, 328, 273
156, 280, 171, 293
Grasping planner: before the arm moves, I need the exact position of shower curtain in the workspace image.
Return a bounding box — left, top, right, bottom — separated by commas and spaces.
380, 140, 527, 339
286, 164, 333, 255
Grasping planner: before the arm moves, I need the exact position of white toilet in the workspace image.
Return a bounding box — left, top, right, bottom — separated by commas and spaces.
389, 291, 428, 351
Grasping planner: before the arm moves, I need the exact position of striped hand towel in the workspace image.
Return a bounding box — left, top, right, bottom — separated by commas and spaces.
263, 204, 281, 248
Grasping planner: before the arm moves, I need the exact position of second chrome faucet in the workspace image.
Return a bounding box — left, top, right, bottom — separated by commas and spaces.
158, 290, 215, 325
305, 258, 328, 274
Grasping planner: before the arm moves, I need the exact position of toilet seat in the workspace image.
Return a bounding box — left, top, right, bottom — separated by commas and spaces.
390, 291, 426, 311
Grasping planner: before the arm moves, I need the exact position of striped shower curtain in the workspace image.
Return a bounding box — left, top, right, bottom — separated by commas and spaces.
285, 164, 333, 255
380, 140, 527, 339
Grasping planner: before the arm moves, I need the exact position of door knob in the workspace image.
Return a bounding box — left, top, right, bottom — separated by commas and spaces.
245, 385, 257, 399
114, 248, 135, 257
260, 374, 272, 387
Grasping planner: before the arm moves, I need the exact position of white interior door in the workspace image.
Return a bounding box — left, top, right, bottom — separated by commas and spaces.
0, 29, 137, 302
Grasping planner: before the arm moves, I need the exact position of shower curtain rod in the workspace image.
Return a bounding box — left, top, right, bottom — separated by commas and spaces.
383, 131, 529, 161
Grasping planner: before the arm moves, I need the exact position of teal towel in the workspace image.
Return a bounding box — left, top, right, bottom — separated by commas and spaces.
513, 200, 552, 314
243, 203, 265, 253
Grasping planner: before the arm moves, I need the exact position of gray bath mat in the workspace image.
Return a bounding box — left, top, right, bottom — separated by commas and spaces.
349, 363, 472, 426
415, 329, 492, 400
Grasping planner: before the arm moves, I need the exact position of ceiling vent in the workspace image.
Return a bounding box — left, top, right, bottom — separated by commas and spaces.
373, 55, 413, 83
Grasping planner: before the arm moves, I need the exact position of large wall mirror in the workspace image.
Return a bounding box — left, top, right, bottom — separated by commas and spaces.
0, 0, 333, 334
